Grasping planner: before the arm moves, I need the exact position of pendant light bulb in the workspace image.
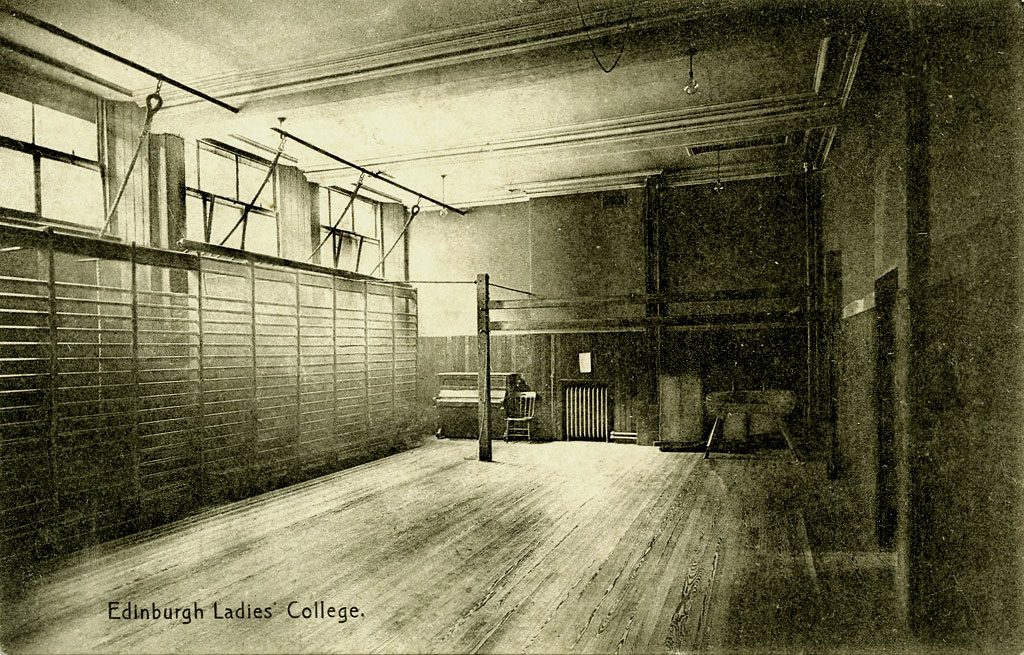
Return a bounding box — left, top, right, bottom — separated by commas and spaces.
685, 47, 701, 96
439, 174, 449, 217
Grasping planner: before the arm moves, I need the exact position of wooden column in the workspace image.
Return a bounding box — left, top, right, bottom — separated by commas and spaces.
391, 285, 397, 414
363, 282, 371, 433
128, 244, 142, 510
549, 334, 557, 440
644, 175, 663, 439
248, 260, 259, 489
45, 231, 59, 515
477, 273, 491, 462
824, 250, 842, 479
904, 18, 932, 633
293, 271, 302, 478
194, 255, 207, 500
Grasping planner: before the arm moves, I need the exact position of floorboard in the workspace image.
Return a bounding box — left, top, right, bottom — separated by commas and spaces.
2, 439, 886, 654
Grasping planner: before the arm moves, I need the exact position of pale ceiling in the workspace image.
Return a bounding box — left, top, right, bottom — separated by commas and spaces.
0, 0, 866, 208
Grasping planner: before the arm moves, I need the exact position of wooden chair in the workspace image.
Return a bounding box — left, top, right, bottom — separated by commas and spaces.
504, 392, 537, 441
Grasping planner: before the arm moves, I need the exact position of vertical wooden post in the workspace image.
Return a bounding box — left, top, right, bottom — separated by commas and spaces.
410, 289, 418, 409
129, 244, 142, 512
331, 277, 338, 445
248, 260, 259, 488
294, 271, 302, 478
390, 285, 397, 414
824, 251, 842, 478
194, 255, 206, 500
45, 230, 60, 516
549, 334, 557, 440
644, 176, 663, 443
363, 282, 371, 434
804, 166, 813, 433
477, 273, 491, 462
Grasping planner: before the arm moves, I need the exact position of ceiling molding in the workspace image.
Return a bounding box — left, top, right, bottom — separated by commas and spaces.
808, 30, 864, 169
813, 125, 838, 171
662, 159, 806, 188
498, 158, 804, 202
509, 169, 664, 198
812, 36, 829, 95
145, 0, 753, 107
304, 94, 837, 176
837, 32, 867, 109
427, 194, 531, 210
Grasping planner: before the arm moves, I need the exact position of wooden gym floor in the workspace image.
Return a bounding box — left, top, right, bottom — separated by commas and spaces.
1, 439, 907, 654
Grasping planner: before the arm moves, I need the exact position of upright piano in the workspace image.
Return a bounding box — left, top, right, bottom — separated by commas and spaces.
435, 372, 527, 440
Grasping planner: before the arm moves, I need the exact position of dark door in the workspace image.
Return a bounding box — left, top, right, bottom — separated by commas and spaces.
824, 251, 842, 478
874, 269, 898, 549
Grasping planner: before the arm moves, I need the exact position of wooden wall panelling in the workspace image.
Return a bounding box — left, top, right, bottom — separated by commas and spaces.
252, 264, 301, 488
101, 100, 150, 243
333, 281, 369, 462
0, 224, 419, 567
297, 271, 334, 474
199, 257, 256, 501
134, 257, 200, 524
52, 251, 135, 549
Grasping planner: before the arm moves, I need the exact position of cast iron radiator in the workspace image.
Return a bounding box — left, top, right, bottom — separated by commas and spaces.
564, 384, 610, 441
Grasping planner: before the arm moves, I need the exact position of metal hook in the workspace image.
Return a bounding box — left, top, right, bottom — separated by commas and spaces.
145, 92, 163, 115
145, 79, 164, 117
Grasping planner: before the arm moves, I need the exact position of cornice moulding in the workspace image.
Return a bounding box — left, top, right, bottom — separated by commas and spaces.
662, 160, 806, 187
509, 169, 664, 198
304, 95, 836, 176
142, 0, 748, 107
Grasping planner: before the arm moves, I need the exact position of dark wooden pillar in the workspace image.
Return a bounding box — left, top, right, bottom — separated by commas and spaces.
644, 176, 663, 443
903, 11, 932, 636
477, 273, 492, 461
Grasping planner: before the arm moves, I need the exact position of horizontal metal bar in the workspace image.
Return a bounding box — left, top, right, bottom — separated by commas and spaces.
0, 35, 132, 96
406, 280, 476, 284
489, 282, 533, 296
185, 188, 275, 215
7, 8, 239, 113
271, 128, 466, 216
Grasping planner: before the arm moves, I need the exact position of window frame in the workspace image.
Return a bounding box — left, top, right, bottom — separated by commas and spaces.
184, 138, 279, 255
0, 90, 104, 233
318, 185, 382, 274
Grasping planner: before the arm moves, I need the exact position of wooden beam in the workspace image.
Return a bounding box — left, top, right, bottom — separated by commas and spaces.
491, 313, 805, 333
0, 219, 199, 271
489, 287, 805, 310
178, 238, 413, 287
477, 274, 492, 462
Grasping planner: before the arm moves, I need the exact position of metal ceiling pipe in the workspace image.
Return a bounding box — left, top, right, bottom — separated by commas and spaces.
6, 6, 240, 113
272, 127, 466, 216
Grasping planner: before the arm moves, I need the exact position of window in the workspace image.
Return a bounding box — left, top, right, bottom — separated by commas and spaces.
318, 186, 381, 275
184, 139, 278, 257
0, 91, 103, 229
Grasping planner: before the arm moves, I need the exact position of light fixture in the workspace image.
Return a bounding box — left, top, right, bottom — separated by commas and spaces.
713, 149, 725, 193
685, 46, 701, 95
439, 174, 449, 217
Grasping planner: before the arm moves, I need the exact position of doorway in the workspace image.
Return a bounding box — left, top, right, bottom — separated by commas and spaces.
874, 268, 899, 549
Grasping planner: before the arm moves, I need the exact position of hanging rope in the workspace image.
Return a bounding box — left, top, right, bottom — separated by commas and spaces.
370, 200, 420, 277
219, 124, 289, 247
308, 172, 367, 261
576, 0, 634, 73
99, 80, 163, 236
